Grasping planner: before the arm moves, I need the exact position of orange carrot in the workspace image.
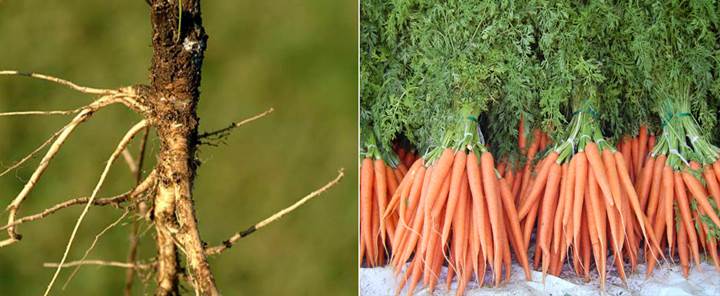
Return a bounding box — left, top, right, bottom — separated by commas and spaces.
386, 166, 399, 198
480, 152, 503, 285
455, 246, 473, 296
662, 166, 674, 252
708, 236, 720, 271
402, 151, 414, 168
427, 216, 445, 292
600, 151, 628, 261
538, 162, 562, 275
714, 161, 720, 187
390, 183, 414, 249
386, 159, 422, 217
405, 241, 425, 296
585, 142, 615, 207
423, 173, 450, 283
391, 164, 426, 252
519, 131, 541, 198
361, 158, 375, 265
678, 220, 690, 278
385, 171, 401, 234
601, 192, 625, 281
646, 188, 667, 276
638, 126, 648, 170
500, 212, 512, 283
647, 155, 667, 223
621, 137, 633, 180
584, 175, 605, 290
370, 186, 381, 265
703, 165, 720, 210
439, 152, 467, 255
648, 134, 656, 150
519, 151, 559, 218
392, 201, 425, 271
445, 247, 455, 291
676, 172, 702, 268
519, 157, 544, 205
512, 169, 523, 202
585, 200, 600, 279
374, 159, 389, 248
453, 177, 470, 278
636, 156, 655, 209
397, 162, 409, 176
360, 215, 366, 266
602, 149, 625, 215
406, 165, 430, 221
499, 178, 530, 279
523, 193, 542, 250
425, 148, 455, 213
551, 234, 566, 276
539, 132, 548, 150
614, 152, 661, 256
580, 211, 591, 280
393, 168, 404, 185
572, 152, 588, 245
588, 169, 607, 267
505, 168, 515, 190
394, 254, 415, 296
562, 156, 577, 230
553, 163, 569, 254
467, 151, 492, 264
631, 137, 639, 176
683, 171, 720, 229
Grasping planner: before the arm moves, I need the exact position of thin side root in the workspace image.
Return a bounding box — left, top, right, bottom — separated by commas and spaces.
198, 107, 274, 140
0, 109, 79, 117
43, 260, 154, 270
206, 168, 344, 255
0, 70, 116, 95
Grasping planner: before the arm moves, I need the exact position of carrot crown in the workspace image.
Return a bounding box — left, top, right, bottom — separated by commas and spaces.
422, 102, 488, 165
550, 101, 613, 165
650, 99, 720, 172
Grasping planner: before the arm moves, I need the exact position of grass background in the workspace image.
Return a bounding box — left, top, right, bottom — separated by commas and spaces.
0, 0, 357, 295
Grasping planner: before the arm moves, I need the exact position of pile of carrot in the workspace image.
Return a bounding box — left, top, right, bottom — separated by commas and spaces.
637, 102, 720, 277
384, 145, 530, 295
516, 108, 662, 290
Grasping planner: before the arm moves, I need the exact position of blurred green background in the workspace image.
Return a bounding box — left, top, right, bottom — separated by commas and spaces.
0, 0, 357, 295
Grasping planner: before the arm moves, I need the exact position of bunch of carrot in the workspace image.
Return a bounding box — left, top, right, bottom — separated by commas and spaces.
516, 107, 662, 290
373, 109, 530, 295
360, 139, 410, 267
384, 146, 530, 295
638, 101, 720, 277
